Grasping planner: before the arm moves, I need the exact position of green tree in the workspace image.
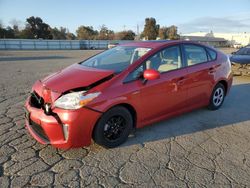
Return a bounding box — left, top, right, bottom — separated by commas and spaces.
158, 25, 180, 40
12, 25, 20, 38
142, 18, 159, 40
167, 25, 179, 40
9, 19, 22, 38
158, 27, 168, 39
0, 26, 15, 38
115, 30, 135, 40
19, 25, 34, 39
98, 25, 114, 40
66, 32, 76, 40
51, 27, 67, 39
76, 25, 98, 40
26, 16, 52, 39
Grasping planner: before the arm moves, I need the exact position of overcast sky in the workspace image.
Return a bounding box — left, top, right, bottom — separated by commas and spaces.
0, 0, 250, 34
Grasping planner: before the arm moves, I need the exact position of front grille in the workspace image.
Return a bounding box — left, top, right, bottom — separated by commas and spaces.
30, 91, 44, 109
29, 119, 49, 142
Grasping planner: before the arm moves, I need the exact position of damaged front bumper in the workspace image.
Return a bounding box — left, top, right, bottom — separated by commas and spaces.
24, 96, 102, 149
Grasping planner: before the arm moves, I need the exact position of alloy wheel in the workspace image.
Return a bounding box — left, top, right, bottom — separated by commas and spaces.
103, 115, 126, 141
213, 87, 224, 107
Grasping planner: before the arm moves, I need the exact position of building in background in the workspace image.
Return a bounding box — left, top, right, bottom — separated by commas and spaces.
182, 31, 250, 48
180, 35, 229, 47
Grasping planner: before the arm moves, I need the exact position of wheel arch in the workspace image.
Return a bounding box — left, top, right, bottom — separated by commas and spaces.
217, 79, 228, 95
116, 103, 137, 129
91, 103, 137, 139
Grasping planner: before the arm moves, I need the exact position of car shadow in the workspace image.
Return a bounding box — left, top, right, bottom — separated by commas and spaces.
0, 56, 69, 62
123, 82, 250, 147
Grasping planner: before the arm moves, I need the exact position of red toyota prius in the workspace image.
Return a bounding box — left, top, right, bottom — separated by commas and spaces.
25, 41, 233, 148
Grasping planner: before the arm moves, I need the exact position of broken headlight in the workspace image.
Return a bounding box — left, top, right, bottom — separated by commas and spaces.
54, 91, 100, 110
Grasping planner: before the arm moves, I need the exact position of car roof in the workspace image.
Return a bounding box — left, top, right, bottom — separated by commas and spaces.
120, 40, 201, 49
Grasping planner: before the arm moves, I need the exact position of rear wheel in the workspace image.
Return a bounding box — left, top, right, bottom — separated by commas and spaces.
93, 106, 133, 148
208, 83, 225, 110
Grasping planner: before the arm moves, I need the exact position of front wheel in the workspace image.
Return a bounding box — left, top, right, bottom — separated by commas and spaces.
208, 83, 225, 111
93, 106, 133, 148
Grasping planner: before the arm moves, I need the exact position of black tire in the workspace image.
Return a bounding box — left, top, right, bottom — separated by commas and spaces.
208, 83, 225, 111
93, 106, 133, 148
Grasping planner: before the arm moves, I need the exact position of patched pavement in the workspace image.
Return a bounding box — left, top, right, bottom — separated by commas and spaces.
0, 50, 250, 187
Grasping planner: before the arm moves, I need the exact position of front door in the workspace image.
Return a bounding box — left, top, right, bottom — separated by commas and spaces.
137, 45, 188, 126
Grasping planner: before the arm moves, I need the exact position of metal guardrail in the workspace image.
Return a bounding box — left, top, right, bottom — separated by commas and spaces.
0, 39, 132, 50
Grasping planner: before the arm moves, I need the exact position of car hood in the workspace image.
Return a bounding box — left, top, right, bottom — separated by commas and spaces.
41, 64, 114, 93
230, 55, 250, 64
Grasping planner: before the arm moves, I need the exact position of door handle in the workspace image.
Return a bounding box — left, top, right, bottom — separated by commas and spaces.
176, 76, 186, 85
208, 67, 216, 74
209, 64, 220, 74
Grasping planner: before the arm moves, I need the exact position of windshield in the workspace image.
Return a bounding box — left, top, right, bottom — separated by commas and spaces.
80, 46, 151, 73
236, 46, 250, 55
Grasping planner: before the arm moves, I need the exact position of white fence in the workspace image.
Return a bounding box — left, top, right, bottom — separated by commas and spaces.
0, 39, 132, 50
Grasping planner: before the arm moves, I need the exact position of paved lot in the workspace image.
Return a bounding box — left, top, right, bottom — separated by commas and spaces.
0, 50, 249, 187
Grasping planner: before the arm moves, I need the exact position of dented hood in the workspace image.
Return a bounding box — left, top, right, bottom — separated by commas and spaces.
41, 64, 114, 93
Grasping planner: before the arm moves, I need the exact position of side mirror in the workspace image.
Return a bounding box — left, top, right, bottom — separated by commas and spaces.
231, 52, 236, 55
143, 69, 160, 81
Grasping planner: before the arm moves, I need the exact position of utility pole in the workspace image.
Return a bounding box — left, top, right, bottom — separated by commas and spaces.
136, 24, 140, 40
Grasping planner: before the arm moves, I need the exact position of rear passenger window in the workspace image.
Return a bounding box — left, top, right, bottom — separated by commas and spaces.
206, 48, 217, 60
183, 44, 208, 66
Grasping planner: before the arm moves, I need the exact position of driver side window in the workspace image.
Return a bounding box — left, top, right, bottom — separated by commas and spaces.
124, 45, 182, 83
146, 45, 182, 73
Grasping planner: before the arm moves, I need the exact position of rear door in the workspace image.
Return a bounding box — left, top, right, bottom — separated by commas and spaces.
182, 44, 218, 107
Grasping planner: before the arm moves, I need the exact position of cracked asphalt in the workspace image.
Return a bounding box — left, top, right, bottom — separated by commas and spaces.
0, 50, 250, 187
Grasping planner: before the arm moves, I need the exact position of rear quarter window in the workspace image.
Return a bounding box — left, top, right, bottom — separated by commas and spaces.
206, 48, 217, 61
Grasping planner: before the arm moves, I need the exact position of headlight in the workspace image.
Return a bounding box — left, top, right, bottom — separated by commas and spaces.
54, 91, 100, 110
